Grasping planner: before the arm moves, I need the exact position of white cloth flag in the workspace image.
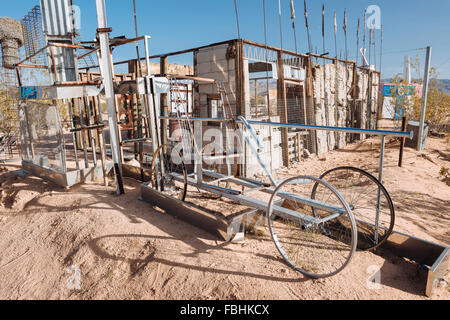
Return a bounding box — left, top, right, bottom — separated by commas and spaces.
290, 0, 296, 21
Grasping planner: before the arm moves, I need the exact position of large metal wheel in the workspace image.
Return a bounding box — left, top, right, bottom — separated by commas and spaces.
151, 144, 188, 201
316, 166, 395, 251
267, 176, 357, 279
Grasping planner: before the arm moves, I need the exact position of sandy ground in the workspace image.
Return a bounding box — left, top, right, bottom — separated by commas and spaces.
0, 135, 449, 300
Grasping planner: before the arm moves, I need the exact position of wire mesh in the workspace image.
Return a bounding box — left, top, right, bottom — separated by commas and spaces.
21, 6, 47, 66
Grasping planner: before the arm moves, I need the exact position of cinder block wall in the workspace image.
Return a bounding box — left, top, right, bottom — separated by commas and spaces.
193, 41, 379, 174
194, 43, 283, 178
194, 43, 237, 118
311, 63, 378, 154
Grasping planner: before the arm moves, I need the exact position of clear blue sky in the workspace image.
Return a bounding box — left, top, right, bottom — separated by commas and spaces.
3, 0, 450, 78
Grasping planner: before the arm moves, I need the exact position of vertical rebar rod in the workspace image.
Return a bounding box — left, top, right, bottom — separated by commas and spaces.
333, 11, 337, 58
234, 0, 241, 39
85, 97, 98, 166
132, 0, 142, 77
343, 9, 348, 61
68, 99, 80, 170
356, 19, 360, 65
379, 24, 383, 74
290, 0, 297, 53
96, 95, 108, 186
363, 9, 367, 66
78, 98, 89, 168
304, 0, 312, 55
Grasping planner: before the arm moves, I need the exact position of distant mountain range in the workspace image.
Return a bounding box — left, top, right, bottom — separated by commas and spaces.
381, 79, 450, 94
436, 79, 450, 94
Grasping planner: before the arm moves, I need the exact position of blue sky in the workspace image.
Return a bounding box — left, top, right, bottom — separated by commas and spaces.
3, 0, 450, 78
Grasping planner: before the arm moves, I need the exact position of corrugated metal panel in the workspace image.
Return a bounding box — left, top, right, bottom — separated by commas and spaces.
40, 0, 75, 36
39, 0, 77, 82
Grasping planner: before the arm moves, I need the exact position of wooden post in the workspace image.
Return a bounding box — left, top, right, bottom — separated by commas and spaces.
161, 93, 169, 148
277, 51, 289, 167
305, 54, 318, 155
160, 56, 168, 75
235, 39, 245, 176
351, 62, 358, 142
297, 132, 302, 162
398, 116, 407, 167
367, 70, 373, 131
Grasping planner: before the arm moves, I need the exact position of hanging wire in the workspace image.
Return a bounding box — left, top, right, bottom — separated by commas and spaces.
234, 0, 241, 39
436, 57, 450, 69
290, 0, 298, 53
373, 27, 377, 71
382, 47, 427, 55
362, 9, 367, 66
132, 0, 142, 76
278, 0, 283, 51
322, 4, 325, 56
334, 11, 338, 59
356, 18, 360, 64
368, 27, 372, 66
379, 24, 383, 74
304, 0, 313, 54
343, 9, 348, 61
262, 0, 270, 119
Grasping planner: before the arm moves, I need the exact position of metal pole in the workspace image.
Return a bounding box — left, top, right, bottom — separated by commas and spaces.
194, 120, 203, 184
68, 100, 80, 170
95, 0, 124, 195
398, 116, 407, 167
85, 97, 98, 166
132, 0, 142, 77
78, 98, 89, 169
144, 36, 151, 76
159, 116, 414, 139
417, 46, 432, 151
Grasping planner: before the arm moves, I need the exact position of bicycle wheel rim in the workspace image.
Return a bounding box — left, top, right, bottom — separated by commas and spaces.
267, 176, 357, 278
318, 166, 395, 250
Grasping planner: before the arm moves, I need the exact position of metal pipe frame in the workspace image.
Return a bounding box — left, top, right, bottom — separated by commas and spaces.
95, 0, 124, 194
162, 115, 412, 246
159, 116, 414, 139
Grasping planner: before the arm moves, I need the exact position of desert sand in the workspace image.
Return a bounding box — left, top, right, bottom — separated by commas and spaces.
0, 135, 449, 300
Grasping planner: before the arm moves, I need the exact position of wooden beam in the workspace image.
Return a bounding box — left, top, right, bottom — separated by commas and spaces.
160, 56, 168, 75
277, 51, 289, 167
166, 74, 215, 83
15, 64, 49, 69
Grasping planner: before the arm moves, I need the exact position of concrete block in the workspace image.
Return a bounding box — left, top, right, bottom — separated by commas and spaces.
199, 94, 207, 105
212, 46, 228, 62
198, 83, 216, 94
196, 50, 212, 64
197, 62, 211, 75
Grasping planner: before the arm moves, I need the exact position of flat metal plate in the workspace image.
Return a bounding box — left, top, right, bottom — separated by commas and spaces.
381, 230, 449, 297
22, 160, 112, 188
20, 85, 103, 100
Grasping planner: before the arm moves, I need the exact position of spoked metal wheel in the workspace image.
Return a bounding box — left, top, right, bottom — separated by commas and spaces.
316, 167, 395, 251
267, 176, 357, 278
151, 144, 188, 201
